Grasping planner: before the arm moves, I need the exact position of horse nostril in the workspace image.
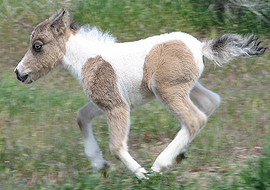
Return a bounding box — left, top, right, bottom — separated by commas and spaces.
15, 70, 29, 82
14, 69, 18, 75
20, 74, 29, 82
15, 69, 22, 81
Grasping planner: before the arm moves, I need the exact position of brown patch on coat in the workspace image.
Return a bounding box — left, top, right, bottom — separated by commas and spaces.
107, 106, 130, 154
81, 56, 129, 153
141, 40, 206, 136
81, 55, 126, 111
141, 40, 201, 93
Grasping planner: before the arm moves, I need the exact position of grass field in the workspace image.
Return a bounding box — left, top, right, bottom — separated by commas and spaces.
0, 0, 270, 189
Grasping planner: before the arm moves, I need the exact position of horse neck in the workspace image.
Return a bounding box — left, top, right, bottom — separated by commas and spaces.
62, 31, 114, 82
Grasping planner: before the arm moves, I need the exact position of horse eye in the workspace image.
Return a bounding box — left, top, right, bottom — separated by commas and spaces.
33, 42, 43, 52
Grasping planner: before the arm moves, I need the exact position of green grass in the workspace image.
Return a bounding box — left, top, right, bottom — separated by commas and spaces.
240, 141, 270, 189
0, 0, 270, 189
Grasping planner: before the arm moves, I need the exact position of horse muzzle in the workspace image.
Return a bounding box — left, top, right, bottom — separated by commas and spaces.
14, 68, 31, 83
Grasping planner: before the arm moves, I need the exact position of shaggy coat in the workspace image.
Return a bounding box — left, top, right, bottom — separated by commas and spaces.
14, 8, 267, 179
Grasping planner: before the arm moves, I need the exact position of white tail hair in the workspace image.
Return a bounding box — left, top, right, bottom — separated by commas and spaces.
202, 34, 268, 66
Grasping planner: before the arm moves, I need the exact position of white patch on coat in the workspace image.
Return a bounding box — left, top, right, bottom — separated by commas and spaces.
62, 28, 204, 109
14, 59, 24, 73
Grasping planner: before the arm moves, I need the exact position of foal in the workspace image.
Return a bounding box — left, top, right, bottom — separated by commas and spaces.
14, 8, 267, 179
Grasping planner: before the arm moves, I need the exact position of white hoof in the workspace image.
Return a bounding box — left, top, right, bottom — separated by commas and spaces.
151, 158, 172, 173
134, 167, 148, 179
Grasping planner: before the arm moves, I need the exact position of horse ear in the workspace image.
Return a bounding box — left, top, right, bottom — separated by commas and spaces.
50, 8, 69, 35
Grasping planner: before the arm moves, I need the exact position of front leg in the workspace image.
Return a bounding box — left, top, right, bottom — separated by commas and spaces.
80, 56, 147, 179
77, 102, 108, 172
106, 106, 147, 179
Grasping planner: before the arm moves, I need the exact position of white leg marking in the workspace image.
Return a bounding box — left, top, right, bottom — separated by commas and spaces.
151, 127, 191, 172
117, 148, 148, 179
82, 122, 108, 170
77, 102, 107, 171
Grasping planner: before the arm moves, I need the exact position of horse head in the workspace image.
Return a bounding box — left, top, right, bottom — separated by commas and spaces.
14, 8, 75, 83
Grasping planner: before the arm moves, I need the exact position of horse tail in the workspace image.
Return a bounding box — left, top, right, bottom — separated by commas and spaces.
202, 34, 268, 66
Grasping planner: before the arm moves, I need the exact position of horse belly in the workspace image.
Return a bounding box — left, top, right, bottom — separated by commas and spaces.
117, 60, 154, 109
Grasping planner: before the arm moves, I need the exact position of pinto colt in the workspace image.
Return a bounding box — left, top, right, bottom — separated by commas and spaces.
14, 8, 267, 179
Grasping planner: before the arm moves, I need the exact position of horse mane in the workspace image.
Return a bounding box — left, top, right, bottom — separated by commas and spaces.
74, 24, 117, 43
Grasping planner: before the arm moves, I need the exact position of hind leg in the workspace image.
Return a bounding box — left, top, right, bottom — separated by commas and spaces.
190, 81, 221, 117
77, 102, 108, 172
174, 81, 221, 163
151, 84, 207, 172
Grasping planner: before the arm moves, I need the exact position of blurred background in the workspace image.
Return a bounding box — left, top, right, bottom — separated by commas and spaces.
0, 0, 269, 189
